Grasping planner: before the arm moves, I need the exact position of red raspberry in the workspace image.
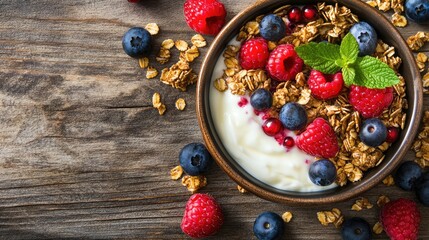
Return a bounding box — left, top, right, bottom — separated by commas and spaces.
296, 117, 339, 158
349, 85, 393, 118
181, 193, 224, 238
266, 44, 304, 81
183, 0, 226, 36
239, 38, 269, 70
380, 198, 421, 240
307, 70, 344, 100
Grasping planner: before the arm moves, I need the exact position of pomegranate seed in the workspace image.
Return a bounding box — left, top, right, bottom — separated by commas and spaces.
302, 5, 318, 22
287, 6, 303, 23
283, 136, 295, 148
386, 127, 399, 143
238, 97, 248, 107
262, 118, 283, 136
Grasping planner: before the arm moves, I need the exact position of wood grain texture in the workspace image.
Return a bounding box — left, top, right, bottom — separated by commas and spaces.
0, 0, 428, 239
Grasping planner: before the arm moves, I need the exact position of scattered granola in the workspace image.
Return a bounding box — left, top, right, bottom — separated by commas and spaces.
157, 103, 167, 115
156, 48, 171, 64
184, 45, 200, 62
175, 98, 186, 111
412, 111, 429, 168
281, 212, 293, 223
181, 175, 207, 193
237, 185, 247, 193
366, 0, 406, 26
317, 208, 344, 228
351, 197, 374, 211
170, 165, 184, 180
162, 39, 175, 49
139, 57, 149, 69
377, 195, 391, 207
152, 92, 166, 115
391, 13, 407, 27
373, 221, 384, 234
191, 34, 207, 48
423, 72, 429, 94
175, 40, 189, 52
382, 175, 395, 186
145, 23, 160, 35
407, 31, 429, 51
146, 66, 159, 79
416, 53, 428, 72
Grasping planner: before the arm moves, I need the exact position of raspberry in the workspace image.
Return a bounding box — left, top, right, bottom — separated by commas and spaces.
183, 0, 226, 36
181, 193, 224, 238
266, 44, 303, 81
307, 70, 344, 100
380, 198, 421, 240
296, 117, 339, 158
239, 38, 270, 70
349, 85, 393, 118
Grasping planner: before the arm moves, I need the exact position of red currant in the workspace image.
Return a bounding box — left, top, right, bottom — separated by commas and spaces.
302, 5, 318, 22
386, 127, 399, 143
283, 136, 295, 148
262, 118, 283, 136
287, 6, 303, 23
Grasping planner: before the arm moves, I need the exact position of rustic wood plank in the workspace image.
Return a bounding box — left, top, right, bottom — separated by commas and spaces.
0, 0, 428, 239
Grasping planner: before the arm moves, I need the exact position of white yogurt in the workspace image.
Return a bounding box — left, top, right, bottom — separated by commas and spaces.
209, 40, 337, 192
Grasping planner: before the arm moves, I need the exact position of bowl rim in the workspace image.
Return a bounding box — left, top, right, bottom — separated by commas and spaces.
196, 0, 423, 204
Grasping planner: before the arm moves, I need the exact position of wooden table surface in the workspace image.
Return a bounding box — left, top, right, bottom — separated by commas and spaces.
0, 0, 428, 239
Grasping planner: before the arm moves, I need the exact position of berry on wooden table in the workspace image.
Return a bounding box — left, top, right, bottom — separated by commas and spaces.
394, 161, 422, 191
181, 193, 224, 238
239, 38, 270, 70
341, 217, 372, 240
122, 27, 152, 58
183, 0, 226, 35
253, 211, 285, 240
405, 0, 429, 24
416, 172, 429, 206
179, 143, 213, 176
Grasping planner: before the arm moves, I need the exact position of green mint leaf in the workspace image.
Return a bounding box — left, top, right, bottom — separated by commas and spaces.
295, 42, 342, 74
341, 66, 356, 86
353, 56, 399, 89
340, 33, 359, 65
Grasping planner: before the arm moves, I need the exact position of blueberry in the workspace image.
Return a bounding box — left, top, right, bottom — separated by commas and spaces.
250, 88, 273, 110
394, 161, 423, 191
341, 217, 372, 240
179, 143, 213, 176
349, 22, 378, 56
359, 118, 387, 147
405, 0, 429, 24
253, 211, 284, 240
259, 14, 287, 42
122, 27, 152, 58
279, 102, 307, 130
416, 172, 429, 206
308, 159, 336, 186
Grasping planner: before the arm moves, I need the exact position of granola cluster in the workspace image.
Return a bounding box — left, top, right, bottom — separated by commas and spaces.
412, 111, 429, 168
214, 3, 408, 186
366, 0, 408, 27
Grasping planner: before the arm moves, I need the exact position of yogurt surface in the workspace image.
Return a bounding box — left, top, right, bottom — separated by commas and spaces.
209, 41, 337, 192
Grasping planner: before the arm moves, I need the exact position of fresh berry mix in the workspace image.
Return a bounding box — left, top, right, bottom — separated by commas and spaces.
239, 38, 270, 70
349, 85, 394, 118
307, 70, 343, 100
259, 14, 287, 42
279, 102, 307, 130
349, 21, 378, 56
250, 88, 273, 111
308, 159, 337, 186
380, 198, 421, 240
341, 217, 372, 240
253, 211, 284, 240
183, 0, 226, 36
296, 118, 339, 159
179, 143, 213, 176
122, 27, 152, 58
359, 118, 387, 147
405, 0, 429, 24
416, 172, 429, 206
181, 193, 224, 238
212, 3, 407, 189
266, 44, 304, 81
394, 161, 423, 191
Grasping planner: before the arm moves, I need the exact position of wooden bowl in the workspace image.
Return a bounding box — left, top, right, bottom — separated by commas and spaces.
196, 0, 423, 204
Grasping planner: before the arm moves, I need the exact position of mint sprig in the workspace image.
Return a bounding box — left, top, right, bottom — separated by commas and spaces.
295, 33, 399, 89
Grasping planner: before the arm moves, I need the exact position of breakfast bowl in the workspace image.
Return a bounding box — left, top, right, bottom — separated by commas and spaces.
196, 0, 423, 204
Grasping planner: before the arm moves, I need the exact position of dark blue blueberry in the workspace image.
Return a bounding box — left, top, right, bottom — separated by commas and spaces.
179, 143, 213, 176
394, 161, 423, 191
405, 0, 429, 24
349, 22, 378, 56
416, 172, 429, 206
279, 102, 307, 130
250, 88, 273, 110
253, 211, 284, 240
259, 14, 287, 42
122, 27, 152, 58
341, 217, 372, 240
308, 159, 336, 186
359, 118, 387, 147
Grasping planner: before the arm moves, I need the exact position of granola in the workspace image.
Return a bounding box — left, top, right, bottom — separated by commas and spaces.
317, 208, 344, 228
170, 165, 184, 180
182, 175, 207, 193
175, 98, 186, 111
145, 23, 159, 35
281, 212, 293, 223
412, 111, 429, 168
351, 197, 374, 211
